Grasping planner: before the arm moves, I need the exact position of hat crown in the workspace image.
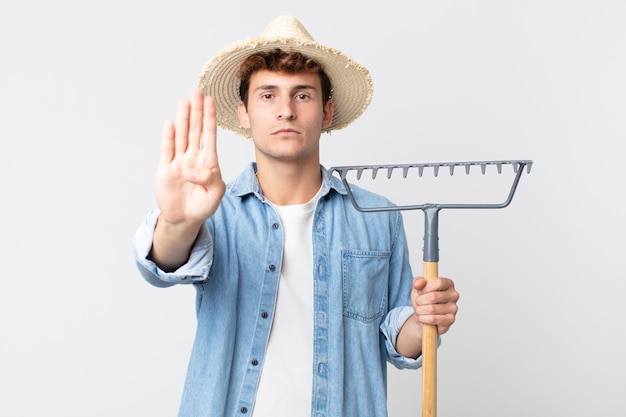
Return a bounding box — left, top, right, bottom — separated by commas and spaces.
259, 15, 315, 42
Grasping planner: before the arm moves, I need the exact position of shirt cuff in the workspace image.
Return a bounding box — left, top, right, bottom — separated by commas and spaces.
131, 209, 212, 287
381, 306, 441, 370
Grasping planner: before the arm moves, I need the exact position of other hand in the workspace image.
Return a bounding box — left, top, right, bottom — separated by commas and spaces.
410, 276, 459, 334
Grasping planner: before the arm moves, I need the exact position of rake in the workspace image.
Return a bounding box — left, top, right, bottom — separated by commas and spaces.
328, 159, 532, 417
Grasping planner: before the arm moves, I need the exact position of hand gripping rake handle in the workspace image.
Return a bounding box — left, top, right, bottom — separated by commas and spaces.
329, 159, 532, 417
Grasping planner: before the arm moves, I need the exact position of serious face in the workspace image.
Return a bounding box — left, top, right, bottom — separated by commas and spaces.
238, 69, 334, 164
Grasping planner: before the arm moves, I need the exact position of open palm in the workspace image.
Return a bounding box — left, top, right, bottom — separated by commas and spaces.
156, 88, 226, 226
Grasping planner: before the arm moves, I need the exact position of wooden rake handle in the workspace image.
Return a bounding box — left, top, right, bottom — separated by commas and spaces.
421, 207, 440, 417
422, 261, 438, 417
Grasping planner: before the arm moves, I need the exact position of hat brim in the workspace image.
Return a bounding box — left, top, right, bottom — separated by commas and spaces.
198, 37, 373, 138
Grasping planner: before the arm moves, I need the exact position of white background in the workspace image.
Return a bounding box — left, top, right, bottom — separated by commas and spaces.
1, 1, 624, 416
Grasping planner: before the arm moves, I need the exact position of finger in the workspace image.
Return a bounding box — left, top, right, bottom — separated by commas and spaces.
412, 277, 427, 291
174, 97, 191, 155
435, 312, 456, 335
202, 95, 218, 154
185, 96, 220, 185
414, 298, 458, 315
415, 287, 459, 308
414, 306, 458, 332
416, 277, 454, 293
435, 314, 456, 335
188, 88, 204, 151
160, 120, 175, 164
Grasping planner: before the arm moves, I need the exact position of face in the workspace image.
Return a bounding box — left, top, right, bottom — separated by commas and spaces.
237, 69, 334, 165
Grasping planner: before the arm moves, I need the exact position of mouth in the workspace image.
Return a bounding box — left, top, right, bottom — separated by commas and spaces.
272, 127, 300, 135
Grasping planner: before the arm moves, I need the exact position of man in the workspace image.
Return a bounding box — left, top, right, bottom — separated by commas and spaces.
133, 15, 459, 417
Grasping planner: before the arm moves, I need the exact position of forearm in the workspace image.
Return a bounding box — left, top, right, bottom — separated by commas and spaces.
149, 216, 204, 272
395, 314, 423, 359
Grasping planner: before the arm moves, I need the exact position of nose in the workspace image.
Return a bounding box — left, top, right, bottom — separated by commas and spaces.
277, 111, 295, 120
277, 100, 295, 120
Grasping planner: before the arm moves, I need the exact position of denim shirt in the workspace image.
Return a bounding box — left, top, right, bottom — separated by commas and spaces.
132, 163, 423, 417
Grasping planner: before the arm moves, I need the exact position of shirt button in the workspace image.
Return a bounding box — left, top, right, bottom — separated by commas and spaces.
272, 223, 279, 229
261, 312, 268, 318
240, 406, 248, 413
268, 264, 276, 271
318, 362, 327, 376
251, 359, 259, 366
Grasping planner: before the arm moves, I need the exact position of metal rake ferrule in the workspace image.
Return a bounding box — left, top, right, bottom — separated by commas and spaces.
328, 159, 532, 213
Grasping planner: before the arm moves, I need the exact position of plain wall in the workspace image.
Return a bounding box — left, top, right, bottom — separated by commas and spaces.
1, 1, 624, 416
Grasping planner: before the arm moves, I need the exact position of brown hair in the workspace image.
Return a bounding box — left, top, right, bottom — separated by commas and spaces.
237, 48, 332, 108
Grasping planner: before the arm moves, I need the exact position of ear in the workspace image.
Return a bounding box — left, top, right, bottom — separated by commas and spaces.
321, 100, 334, 129
238, 101, 251, 129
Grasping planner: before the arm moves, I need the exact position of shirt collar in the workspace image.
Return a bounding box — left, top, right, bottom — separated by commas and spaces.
228, 162, 348, 200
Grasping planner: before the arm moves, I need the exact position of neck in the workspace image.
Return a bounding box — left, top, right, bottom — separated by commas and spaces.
256, 159, 322, 206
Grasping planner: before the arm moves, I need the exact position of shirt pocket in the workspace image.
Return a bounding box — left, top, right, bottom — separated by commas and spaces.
342, 249, 391, 323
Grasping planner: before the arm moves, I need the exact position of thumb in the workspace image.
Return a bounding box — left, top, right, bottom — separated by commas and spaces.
413, 276, 427, 291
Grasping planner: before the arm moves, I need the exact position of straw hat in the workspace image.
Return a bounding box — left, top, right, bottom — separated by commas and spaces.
198, 15, 373, 138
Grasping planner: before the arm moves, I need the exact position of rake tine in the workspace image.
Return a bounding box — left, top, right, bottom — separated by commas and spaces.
433, 164, 440, 177
465, 164, 471, 175
387, 167, 394, 179
449, 164, 455, 176
497, 163, 503, 174
403, 166, 410, 178
418, 166, 424, 177
372, 167, 379, 179
480, 163, 487, 175
356, 168, 363, 180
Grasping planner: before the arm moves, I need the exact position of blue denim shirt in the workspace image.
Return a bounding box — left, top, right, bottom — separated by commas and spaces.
132, 163, 422, 417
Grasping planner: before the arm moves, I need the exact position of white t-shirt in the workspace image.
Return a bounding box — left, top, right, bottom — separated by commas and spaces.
252, 188, 322, 416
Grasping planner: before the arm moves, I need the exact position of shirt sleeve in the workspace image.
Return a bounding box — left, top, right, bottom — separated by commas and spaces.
131, 209, 213, 288
381, 306, 442, 370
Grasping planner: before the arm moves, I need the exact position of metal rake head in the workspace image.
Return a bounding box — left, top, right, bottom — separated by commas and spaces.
329, 159, 532, 262
328, 159, 533, 212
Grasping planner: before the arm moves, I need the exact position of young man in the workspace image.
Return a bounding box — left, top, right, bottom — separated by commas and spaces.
133, 16, 459, 417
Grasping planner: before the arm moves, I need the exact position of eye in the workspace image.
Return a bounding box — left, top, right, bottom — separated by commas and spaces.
261, 93, 273, 100
295, 93, 311, 100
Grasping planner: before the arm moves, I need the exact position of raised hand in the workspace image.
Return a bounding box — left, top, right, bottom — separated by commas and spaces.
151, 88, 226, 271
156, 88, 226, 225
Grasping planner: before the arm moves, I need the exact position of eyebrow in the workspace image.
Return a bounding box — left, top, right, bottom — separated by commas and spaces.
254, 83, 318, 93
